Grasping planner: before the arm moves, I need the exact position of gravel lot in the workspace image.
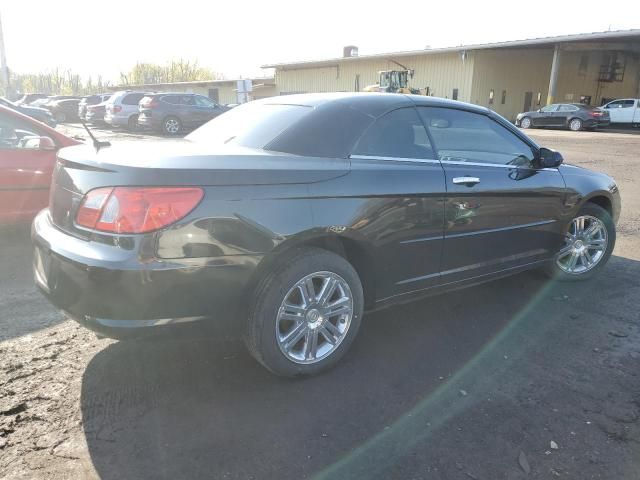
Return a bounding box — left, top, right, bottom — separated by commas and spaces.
1, 127, 639, 479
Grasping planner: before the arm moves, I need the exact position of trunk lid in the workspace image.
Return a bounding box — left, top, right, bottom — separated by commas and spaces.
49, 140, 349, 236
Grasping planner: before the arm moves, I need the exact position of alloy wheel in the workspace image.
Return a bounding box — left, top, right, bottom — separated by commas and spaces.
569, 119, 582, 131
164, 118, 180, 134
556, 215, 608, 274
276, 271, 353, 364
520, 117, 531, 129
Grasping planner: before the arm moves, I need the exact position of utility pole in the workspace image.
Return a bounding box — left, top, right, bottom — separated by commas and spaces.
0, 9, 10, 97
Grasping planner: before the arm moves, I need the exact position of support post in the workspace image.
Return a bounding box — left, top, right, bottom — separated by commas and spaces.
0, 10, 9, 97
546, 45, 561, 106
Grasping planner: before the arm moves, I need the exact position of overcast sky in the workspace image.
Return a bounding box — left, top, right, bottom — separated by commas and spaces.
2, 0, 639, 82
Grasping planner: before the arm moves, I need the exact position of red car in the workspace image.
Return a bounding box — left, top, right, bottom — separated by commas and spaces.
0, 105, 79, 224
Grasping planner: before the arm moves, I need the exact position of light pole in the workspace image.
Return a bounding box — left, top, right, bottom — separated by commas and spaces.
0, 10, 10, 97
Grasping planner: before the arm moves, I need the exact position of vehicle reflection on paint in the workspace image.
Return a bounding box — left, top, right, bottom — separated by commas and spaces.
157, 214, 284, 259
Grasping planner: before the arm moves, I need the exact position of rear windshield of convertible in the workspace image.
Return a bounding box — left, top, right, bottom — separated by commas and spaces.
186, 103, 312, 150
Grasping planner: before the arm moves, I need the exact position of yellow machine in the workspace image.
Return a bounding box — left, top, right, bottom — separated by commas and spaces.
363, 70, 422, 95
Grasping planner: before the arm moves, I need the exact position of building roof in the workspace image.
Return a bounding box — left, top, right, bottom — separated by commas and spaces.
262, 29, 640, 69
109, 77, 275, 91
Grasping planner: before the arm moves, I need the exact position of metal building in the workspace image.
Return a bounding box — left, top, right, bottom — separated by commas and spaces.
263, 30, 640, 121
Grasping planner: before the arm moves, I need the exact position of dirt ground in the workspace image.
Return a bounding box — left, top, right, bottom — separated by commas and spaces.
1, 127, 640, 479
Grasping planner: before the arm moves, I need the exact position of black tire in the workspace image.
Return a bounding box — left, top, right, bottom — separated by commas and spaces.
127, 114, 139, 131
245, 248, 364, 377
546, 203, 615, 281
520, 116, 532, 129
568, 117, 583, 131
162, 116, 182, 135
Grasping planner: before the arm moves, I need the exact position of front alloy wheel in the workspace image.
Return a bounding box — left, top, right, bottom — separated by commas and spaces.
520, 117, 532, 129
556, 215, 608, 274
276, 272, 353, 364
549, 203, 615, 281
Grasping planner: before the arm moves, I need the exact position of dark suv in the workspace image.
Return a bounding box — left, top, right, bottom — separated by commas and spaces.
138, 93, 229, 135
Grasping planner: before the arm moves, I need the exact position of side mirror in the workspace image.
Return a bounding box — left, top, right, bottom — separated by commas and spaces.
538, 147, 563, 168
20, 136, 57, 150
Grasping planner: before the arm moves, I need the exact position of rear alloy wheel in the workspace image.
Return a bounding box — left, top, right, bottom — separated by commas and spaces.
569, 118, 583, 131
549, 203, 615, 281
127, 114, 139, 131
520, 117, 532, 129
162, 116, 182, 135
245, 248, 364, 376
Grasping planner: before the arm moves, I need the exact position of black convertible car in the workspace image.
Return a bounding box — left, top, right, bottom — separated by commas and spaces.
33, 93, 620, 376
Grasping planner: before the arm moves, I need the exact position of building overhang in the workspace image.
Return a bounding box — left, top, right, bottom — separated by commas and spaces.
262, 29, 640, 71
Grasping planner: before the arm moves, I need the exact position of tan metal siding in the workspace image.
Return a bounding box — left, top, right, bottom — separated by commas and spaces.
556, 50, 640, 104
275, 52, 475, 101
470, 48, 554, 121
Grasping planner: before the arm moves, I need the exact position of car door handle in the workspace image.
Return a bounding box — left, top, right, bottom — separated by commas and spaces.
452, 176, 480, 186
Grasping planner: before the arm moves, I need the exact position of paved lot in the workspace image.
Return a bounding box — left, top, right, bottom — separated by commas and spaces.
1, 128, 639, 479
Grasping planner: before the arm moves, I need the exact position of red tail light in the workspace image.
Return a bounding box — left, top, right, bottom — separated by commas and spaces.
590, 111, 603, 117
76, 187, 204, 234
112, 105, 122, 113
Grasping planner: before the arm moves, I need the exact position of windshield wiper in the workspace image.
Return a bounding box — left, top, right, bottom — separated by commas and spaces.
80, 119, 110, 151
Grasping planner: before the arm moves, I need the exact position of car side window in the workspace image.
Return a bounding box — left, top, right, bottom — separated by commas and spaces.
194, 96, 216, 108
0, 113, 43, 150
605, 100, 624, 109
352, 107, 435, 159
622, 100, 635, 108
417, 107, 535, 167
180, 96, 195, 106
558, 104, 578, 112
123, 93, 144, 105
162, 96, 179, 105
540, 104, 558, 113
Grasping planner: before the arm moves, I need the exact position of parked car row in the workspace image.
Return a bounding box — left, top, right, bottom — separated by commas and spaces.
79, 90, 230, 134
0, 96, 56, 127
515, 98, 640, 131
138, 92, 229, 134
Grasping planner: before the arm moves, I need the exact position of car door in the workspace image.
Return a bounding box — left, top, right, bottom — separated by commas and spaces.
177, 95, 198, 128
0, 112, 57, 223
617, 100, 636, 123
344, 107, 446, 299
555, 104, 579, 127
603, 100, 625, 123
535, 104, 559, 126
417, 106, 567, 285
193, 95, 221, 125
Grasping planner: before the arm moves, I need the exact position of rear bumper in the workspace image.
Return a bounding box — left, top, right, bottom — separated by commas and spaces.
104, 113, 129, 127
32, 210, 261, 338
584, 118, 610, 128
137, 115, 162, 130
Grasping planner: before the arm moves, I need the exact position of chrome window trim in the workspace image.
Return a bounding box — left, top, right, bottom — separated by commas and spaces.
349, 154, 441, 165
350, 154, 559, 171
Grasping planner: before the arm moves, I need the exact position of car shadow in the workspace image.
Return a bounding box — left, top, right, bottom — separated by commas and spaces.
80, 255, 640, 480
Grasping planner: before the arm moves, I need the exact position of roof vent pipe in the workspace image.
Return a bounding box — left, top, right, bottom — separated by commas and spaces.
343, 46, 359, 57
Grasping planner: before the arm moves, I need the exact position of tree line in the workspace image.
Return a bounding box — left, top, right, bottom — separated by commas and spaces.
4, 59, 223, 97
